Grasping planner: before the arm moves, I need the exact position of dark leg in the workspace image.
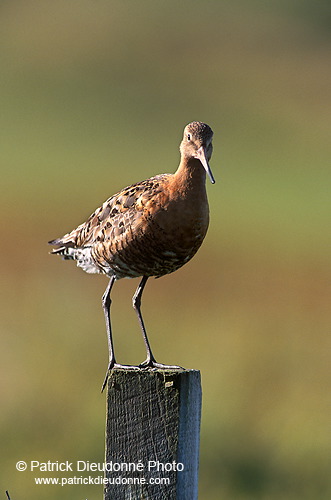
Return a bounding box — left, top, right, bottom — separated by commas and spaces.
101, 276, 116, 392
133, 276, 183, 370
132, 276, 155, 365
101, 276, 139, 392
102, 277, 116, 364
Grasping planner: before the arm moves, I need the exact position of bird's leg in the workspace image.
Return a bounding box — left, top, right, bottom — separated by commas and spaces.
101, 276, 139, 392
132, 276, 156, 365
133, 276, 183, 371
101, 276, 116, 391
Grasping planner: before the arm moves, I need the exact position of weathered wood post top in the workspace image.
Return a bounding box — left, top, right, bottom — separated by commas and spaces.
104, 369, 202, 500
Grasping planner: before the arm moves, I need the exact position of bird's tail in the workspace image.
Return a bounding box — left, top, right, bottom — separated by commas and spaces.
48, 243, 74, 260
48, 236, 76, 259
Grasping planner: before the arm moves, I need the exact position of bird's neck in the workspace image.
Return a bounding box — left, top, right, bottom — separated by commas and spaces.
174, 156, 207, 195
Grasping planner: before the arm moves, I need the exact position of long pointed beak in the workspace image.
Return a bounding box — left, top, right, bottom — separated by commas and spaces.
195, 146, 215, 184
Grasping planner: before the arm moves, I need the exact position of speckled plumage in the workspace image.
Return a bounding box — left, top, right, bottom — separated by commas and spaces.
49, 121, 215, 388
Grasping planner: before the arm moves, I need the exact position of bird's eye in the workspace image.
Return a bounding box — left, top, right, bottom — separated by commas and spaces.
187, 133, 191, 141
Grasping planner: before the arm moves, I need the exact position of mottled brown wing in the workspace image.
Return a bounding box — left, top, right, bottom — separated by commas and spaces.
49, 174, 169, 250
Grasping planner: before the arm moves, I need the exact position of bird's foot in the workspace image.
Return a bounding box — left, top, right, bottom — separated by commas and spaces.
101, 362, 141, 392
139, 359, 183, 371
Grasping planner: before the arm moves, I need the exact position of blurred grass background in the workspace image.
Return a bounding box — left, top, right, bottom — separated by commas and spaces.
1, 0, 330, 498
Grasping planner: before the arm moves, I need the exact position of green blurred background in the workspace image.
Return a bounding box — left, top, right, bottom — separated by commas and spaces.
1, 1, 330, 498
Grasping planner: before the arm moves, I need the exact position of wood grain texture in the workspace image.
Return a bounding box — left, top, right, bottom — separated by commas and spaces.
104, 369, 202, 500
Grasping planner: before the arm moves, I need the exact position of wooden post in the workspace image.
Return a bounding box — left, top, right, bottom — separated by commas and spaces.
104, 369, 202, 500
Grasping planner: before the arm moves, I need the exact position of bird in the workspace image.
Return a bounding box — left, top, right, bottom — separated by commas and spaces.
49, 121, 215, 391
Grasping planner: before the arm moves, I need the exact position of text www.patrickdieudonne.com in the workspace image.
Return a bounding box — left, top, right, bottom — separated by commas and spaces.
34, 476, 170, 486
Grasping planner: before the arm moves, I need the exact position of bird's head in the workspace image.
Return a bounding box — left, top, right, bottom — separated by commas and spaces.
180, 121, 215, 184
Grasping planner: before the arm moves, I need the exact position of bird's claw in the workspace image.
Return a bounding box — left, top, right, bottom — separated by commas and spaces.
139, 360, 183, 371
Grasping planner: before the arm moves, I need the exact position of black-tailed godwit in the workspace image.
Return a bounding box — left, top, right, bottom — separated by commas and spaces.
49, 121, 215, 390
